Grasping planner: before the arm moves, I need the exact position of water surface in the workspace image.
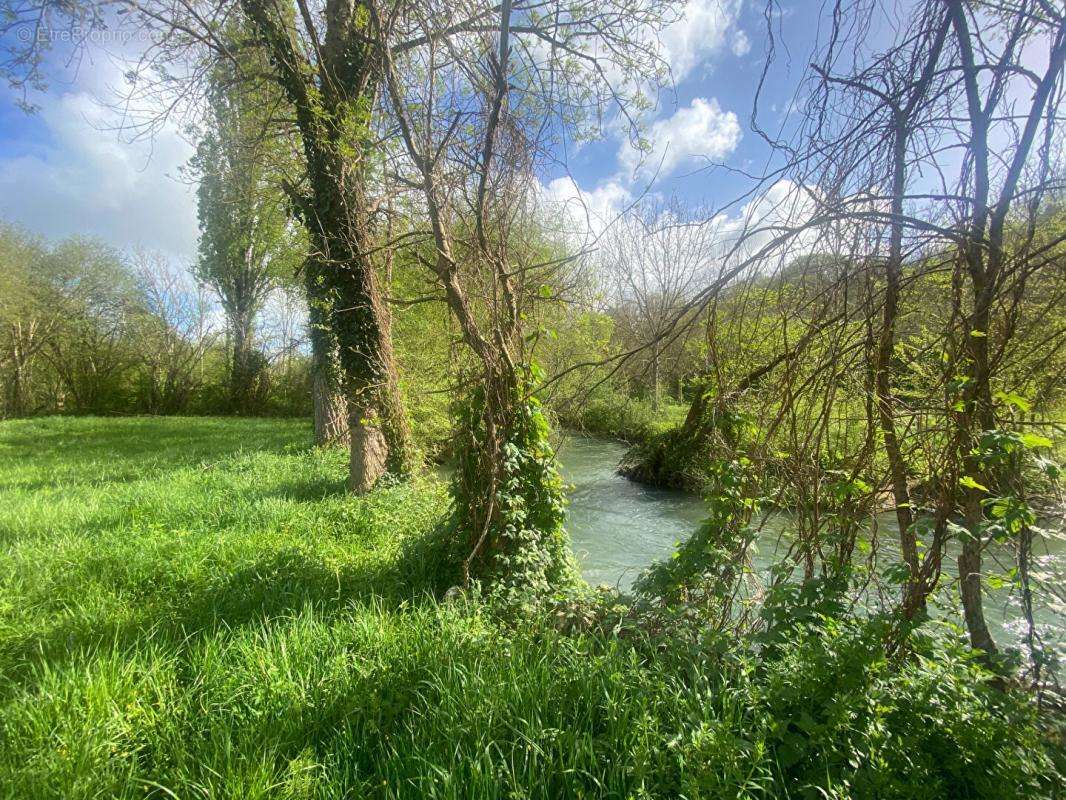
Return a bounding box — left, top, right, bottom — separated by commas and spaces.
558, 434, 1065, 658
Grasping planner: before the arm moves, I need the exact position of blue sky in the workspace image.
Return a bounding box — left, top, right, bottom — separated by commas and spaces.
555, 0, 811, 206
0, 0, 853, 263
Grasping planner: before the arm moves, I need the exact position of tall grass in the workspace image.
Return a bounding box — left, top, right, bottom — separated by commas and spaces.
0, 417, 1058, 799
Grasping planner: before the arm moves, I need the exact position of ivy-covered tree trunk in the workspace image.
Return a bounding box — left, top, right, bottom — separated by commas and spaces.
621, 348, 799, 491
453, 366, 572, 593
306, 261, 348, 447
310, 184, 411, 491
619, 379, 729, 491
241, 0, 413, 491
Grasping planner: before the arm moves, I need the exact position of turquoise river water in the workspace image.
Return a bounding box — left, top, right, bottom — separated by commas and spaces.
558, 434, 1065, 659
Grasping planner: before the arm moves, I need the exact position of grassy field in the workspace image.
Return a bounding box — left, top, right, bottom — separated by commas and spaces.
0, 417, 694, 798
0, 417, 1059, 799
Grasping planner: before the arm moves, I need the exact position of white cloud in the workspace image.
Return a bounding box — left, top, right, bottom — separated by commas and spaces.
0, 85, 198, 263
535, 174, 852, 310
697, 180, 875, 278
538, 176, 633, 243
619, 97, 741, 180
660, 0, 742, 82
731, 30, 751, 57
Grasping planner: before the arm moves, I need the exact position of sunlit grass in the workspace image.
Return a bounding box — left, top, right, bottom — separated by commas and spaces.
0, 417, 683, 799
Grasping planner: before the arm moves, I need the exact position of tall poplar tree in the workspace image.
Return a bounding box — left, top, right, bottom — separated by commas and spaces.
191, 52, 296, 414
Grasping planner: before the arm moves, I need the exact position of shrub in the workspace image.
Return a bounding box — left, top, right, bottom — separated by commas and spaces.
555, 390, 687, 443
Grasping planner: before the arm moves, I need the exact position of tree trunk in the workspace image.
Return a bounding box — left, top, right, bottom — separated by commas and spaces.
958, 529, 996, 654
348, 402, 389, 492
306, 260, 349, 446
312, 364, 348, 446
8, 344, 25, 417
311, 197, 413, 490
650, 344, 661, 411
956, 279, 998, 656
879, 123, 921, 613
229, 307, 257, 414
6, 321, 35, 418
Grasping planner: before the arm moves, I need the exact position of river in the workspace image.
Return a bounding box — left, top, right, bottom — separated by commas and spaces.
558, 434, 1065, 659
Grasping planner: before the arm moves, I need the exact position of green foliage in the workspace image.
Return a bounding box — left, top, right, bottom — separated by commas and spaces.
0, 418, 1058, 799
557, 389, 687, 442
635, 456, 759, 608
0, 229, 146, 415
452, 380, 577, 596
720, 616, 1058, 799
0, 223, 313, 420
619, 399, 753, 493
389, 254, 453, 459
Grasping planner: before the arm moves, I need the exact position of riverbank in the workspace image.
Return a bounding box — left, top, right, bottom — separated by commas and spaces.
560, 435, 1064, 656
0, 417, 1060, 798
553, 393, 688, 443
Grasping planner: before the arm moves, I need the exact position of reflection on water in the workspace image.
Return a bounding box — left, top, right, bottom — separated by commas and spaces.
557, 434, 1065, 657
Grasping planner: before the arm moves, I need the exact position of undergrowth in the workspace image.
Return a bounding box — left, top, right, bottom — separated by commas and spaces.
555, 391, 687, 443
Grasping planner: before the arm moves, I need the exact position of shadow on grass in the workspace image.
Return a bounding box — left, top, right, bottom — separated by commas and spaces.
267, 475, 349, 502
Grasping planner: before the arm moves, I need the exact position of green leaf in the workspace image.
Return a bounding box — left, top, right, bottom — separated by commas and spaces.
993, 390, 1031, 412
1019, 432, 1053, 449
959, 475, 988, 492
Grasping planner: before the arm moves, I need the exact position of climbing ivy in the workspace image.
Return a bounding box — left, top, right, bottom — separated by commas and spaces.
451, 372, 577, 601
636, 456, 760, 617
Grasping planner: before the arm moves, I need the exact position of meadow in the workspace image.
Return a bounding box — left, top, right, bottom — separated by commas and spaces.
0, 417, 1059, 799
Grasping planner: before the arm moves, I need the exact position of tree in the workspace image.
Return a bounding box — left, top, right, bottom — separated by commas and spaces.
0, 224, 55, 417
190, 48, 297, 415
765, 0, 1066, 660
807, 1, 953, 615
375, 0, 681, 587
234, 0, 416, 490
600, 203, 712, 410
41, 238, 140, 414
941, 0, 1064, 657
130, 250, 217, 415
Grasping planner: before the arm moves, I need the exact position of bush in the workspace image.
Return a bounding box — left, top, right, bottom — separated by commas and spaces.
659, 615, 1060, 799
555, 390, 687, 443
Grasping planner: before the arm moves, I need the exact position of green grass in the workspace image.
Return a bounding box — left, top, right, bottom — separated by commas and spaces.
0, 417, 1059, 799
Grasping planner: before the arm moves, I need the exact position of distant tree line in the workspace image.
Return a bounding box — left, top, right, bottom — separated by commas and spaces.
0, 224, 311, 419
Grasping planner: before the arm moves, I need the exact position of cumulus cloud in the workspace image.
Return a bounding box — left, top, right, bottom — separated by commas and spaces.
619, 97, 741, 180
538, 176, 634, 242
0, 87, 198, 262
731, 30, 751, 57
660, 0, 742, 82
